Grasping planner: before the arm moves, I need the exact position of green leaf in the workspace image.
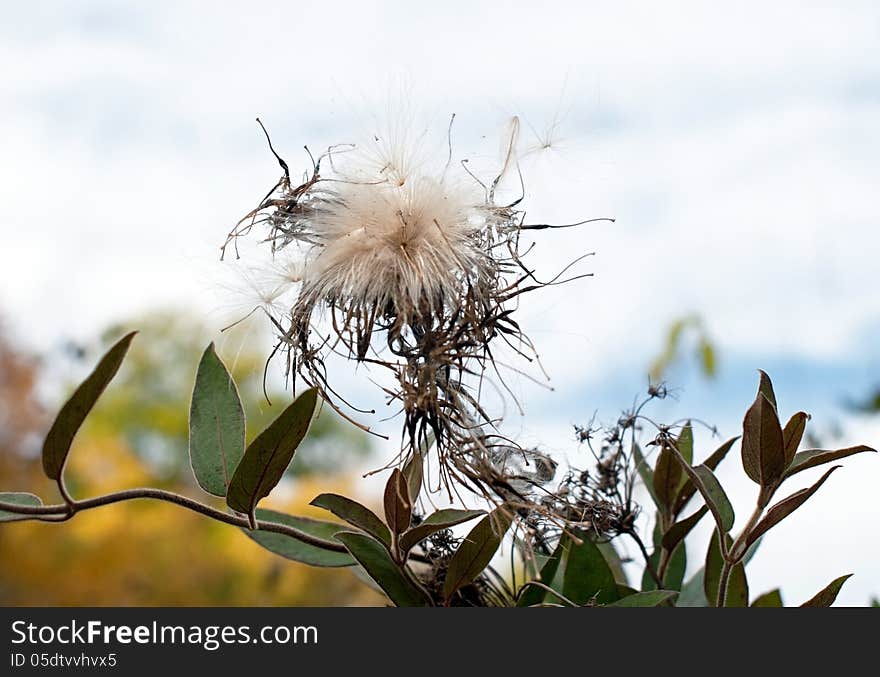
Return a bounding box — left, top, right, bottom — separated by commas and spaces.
751, 589, 783, 607
226, 388, 318, 519
597, 540, 629, 586
692, 464, 735, 533
335, 532, 432, 607
704, 529, 746, 607
663, 541, 687, 592
653, 445, 682, 516
641, 515, 663, 592
562, 530, 620, 605
800, 574, 852, 607
677, 569, 709, 607
746, 466, 840, 548
188, 343, 245, 497
674, 436, 738, 514
698, 337, 717, 378
782, 411, 809, 469
310, 493, 391, 547
704, 530, 724, 604
607, 590, 678, 607
757, 369, 778, 412
661, 505, 708, 552
741, 389, 786, 487
641, 551, 661, 592
517, 537, 566, 607
242, 508, 354, 567
0, 492, 42, 522
725, 558, 749, 607
398, 509, 484, 555
783, 445, 876, 480
670, 450, 735, 535
42, 332, 137, 481
676, 422, 694, 466
632, 443, 660, 510
383, 468, 412, 535
401, 451, 424, 504
443, 507, 513, 601
743, 536, 762, 564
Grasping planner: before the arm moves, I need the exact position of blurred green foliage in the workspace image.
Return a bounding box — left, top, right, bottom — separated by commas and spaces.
649, 314, 717, 383
89, 311, 369, 481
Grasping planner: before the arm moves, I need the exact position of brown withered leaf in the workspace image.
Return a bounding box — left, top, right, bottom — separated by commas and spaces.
383, 468, 412, 535
741, 390, 786, 487
653, 445, 682, 516
782, 411, 810, 469
800, 574, 852, 607
783, 445, 876, 481
746, 465, 840, 548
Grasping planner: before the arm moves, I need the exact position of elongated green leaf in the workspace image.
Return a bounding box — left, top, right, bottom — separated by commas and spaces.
617, 584, 639, 598
641, 552, 661, 593
676, 422, 694, 466
383, 468, 412, 535
189, 343, 245, 497
704, 532, 725, 605
641, 515, 663, 592
336, 532, 432, 607
674, 436, 738, 514
670, 449, 735, 535
399, 509, 484, 554
757, 369, 778, 412
693, 464, 735, 533
243, 508, 354, 567
751, 589, 783, 607
705, 529, 738, 607
608, 590, 678, 607
741, 391, 786, 487
783, 445, 875, 480
747, 466, 840, 548
597, 541, 629, 586
800, 574, 852, 607
227, 388, 317, 519
310, 493, 391, 547
782, 411, 809, 468
632, 443, 660, 510
725, 559, 749, 607
744, 536, 762, 564
677, 569, 709, 607
661, 505, 708, 552
562, 530, 620, 605
664, 541, 687, 592
443, 508, 512, 600
653, 445, 682, 516
698, 337, 716, 377
0, 492, 42, 522
42, 332, 136, 481
517, 537, 566, 607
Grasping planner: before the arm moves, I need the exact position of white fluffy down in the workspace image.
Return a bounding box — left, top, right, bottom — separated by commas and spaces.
296, 135, 494, 316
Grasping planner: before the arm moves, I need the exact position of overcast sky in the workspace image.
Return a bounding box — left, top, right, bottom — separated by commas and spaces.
2, 1, 878, 605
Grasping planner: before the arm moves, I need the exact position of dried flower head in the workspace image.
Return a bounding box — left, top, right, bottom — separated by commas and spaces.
224, 112, 602, 507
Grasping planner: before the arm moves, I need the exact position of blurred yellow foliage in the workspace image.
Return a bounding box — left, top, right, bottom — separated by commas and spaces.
0, 316, 384, 606
0, 435, 384, 606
